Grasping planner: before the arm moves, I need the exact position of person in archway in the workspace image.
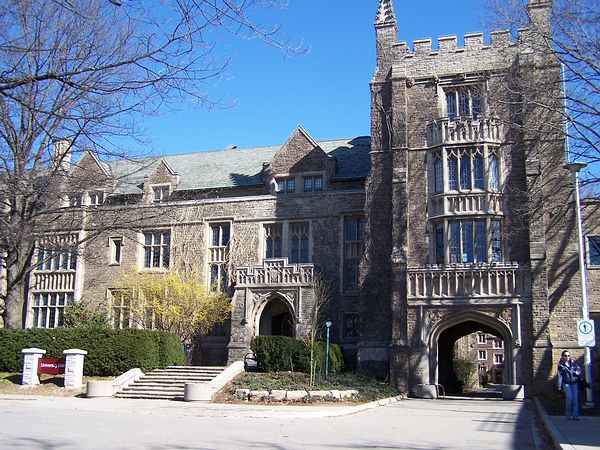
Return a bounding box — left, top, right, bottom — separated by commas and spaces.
557, 350, 581, 420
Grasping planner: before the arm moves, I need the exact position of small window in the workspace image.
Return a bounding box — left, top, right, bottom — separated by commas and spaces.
152, 185, 170, 203
265, 224, 283, 258
109, 237, 123, 265
209, 223, 230, 291
289, 222, 309, 263
433, 153, 443, 194
489, 151, 500, 190
343, 313, 359, 339
588, 236, 600, 266
344, 216, 364, 292
478, 334, 486, 344
143, 231, 170, 269
69, 195, 81, 207
445, 87, 483, 119
494, 354, 504, 365
109, 289, 132, 329
493, 339, 504, 349
211, 224, 231, 247
89, 191, 104, 207
276, 177, 296, 194
304, 175, 323, 192
478, 350, 487, 360
434, 223, 444, 264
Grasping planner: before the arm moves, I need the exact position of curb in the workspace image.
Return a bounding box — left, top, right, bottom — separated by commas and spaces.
322, 395, 406, 417
534, 398, 575, 450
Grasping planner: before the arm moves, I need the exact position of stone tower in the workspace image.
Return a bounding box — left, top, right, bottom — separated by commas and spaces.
359, 0, 584, 398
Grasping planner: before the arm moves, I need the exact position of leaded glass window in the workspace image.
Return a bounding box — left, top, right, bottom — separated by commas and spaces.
265, 224, 283, 258
289, 222, 309, 263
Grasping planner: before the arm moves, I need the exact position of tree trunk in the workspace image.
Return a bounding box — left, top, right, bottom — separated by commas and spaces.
3, 267, 26, 329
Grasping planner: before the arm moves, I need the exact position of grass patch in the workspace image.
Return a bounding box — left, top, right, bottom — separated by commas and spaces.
229, 371, 401, 402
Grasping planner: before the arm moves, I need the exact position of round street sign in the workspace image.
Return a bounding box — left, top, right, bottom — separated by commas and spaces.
577, 320, 596, 347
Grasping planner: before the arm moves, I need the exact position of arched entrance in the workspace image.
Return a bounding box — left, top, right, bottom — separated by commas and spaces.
258, 297, 294, 337
429, 312, 514, 395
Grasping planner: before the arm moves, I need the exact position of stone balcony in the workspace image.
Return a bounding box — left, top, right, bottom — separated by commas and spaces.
429, 192, 503, 218
426, 117, 503, 147
408, 263, 531, 304
235, 258, 314, 288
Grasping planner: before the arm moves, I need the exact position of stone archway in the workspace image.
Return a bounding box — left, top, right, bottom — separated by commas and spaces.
428, 311, 514, 395
257, 296, 295, 337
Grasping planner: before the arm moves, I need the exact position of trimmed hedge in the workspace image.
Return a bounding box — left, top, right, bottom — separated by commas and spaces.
250, 335, 343, 375
0, 327, 184, 376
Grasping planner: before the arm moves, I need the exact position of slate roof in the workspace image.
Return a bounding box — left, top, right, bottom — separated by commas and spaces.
109, 136, 371, 196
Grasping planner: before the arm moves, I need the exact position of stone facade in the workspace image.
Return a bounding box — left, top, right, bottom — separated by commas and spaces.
4, 0, 598, 400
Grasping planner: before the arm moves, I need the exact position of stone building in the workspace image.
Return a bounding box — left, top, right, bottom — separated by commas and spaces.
3, 0, 598, 399
359, 0, 599, 398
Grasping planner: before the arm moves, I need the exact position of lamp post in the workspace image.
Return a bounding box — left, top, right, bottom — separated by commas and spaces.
325, 320, 332, 378
564, 161, 594, 408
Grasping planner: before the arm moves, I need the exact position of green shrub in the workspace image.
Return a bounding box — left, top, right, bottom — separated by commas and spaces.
250, 335, 343, 375
297, 341, 343, 376
0, 327, 184, 376
250, 335, 301, 372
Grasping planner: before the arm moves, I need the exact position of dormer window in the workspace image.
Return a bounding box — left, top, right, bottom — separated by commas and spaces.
152, 185, 170, 203
445, 86, 482, 119
89, 191, 104, 207
276, 177, 295, 194
69, 195, 81, 207
303, 175, 323, 192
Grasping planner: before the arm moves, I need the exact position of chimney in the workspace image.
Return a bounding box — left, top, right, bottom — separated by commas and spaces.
52, 137, 72, 171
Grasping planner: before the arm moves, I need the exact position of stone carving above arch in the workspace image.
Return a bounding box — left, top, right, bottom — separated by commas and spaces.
494, 308, 512, 326
426, 309, 445, 327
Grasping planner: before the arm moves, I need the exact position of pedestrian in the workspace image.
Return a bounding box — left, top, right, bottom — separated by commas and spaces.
557, 350, 581, 420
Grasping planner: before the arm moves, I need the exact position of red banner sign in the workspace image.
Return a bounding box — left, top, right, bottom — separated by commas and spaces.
38, 357, 66, 375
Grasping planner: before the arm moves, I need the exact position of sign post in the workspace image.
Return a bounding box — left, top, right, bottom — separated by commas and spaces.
325, 320, 332, 378
565, 162, 595, 408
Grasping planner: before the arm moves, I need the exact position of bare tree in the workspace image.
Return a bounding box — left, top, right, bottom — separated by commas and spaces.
305, 273, 331, 386
0, 0, 302, 328
485, 0, 599, 184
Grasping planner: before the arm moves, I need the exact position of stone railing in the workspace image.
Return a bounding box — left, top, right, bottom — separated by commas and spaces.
426, 117, 503, 147
408, 263, 530, 301
209, 247, 228, 263
429, 192, 503, 218
33, 271, 76, 291
235, 258, 314, 287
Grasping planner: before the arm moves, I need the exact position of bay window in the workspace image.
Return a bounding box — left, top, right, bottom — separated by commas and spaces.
435, 218, 502, 264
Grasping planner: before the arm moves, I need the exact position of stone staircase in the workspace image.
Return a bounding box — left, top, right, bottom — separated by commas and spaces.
115, 366, 225, 400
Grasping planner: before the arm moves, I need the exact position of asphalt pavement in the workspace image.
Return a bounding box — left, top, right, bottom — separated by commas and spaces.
0, 393, 598, 449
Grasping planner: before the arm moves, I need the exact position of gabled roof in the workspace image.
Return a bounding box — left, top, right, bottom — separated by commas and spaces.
108, 136, 370, 196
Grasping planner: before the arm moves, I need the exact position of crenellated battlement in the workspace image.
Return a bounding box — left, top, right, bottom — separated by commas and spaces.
394, 30, 515, 59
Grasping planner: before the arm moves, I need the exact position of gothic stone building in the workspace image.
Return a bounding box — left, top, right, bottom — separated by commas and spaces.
7, 0, 600, 399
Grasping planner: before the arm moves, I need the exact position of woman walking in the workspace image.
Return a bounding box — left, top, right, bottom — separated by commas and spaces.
557, 350, 582, 420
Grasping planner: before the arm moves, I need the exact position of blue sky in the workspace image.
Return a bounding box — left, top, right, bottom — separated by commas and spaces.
139, 0, 486, 155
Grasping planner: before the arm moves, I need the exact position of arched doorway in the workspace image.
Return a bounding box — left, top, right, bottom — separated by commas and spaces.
258, 297, 294, 337
429, 312, 513, 395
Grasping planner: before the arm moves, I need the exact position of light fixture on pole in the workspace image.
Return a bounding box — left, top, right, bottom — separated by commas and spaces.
563, 161, 594, 408
325, 320, 332, 378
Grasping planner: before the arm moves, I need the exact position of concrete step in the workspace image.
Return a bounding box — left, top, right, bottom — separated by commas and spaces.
115, 392, 184, 400
114, 365, 226, 400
